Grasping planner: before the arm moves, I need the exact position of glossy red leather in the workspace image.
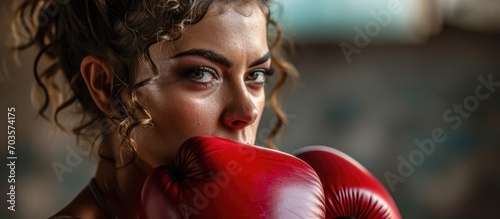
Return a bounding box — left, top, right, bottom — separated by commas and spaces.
140, 136, 325, 219
295, 146, 402, 219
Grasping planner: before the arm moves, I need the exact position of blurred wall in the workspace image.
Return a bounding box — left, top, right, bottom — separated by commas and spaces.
266, 27, 500, 219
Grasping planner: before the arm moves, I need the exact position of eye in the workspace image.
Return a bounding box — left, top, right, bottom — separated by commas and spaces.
186, 67, 219, 87
246, 68, 274, 85
187, 66, 218, 84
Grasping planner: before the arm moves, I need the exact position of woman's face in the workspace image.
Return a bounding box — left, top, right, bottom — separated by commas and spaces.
131, 3, 270, 168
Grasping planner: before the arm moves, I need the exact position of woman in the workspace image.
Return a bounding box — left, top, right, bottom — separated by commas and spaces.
11, 0, 296, 218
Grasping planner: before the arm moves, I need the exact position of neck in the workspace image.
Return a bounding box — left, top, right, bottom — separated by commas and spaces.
93, 134, 152, 219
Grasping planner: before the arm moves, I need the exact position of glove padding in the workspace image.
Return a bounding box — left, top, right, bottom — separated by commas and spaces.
295, 146, 402, 219
140, 136, 325, 219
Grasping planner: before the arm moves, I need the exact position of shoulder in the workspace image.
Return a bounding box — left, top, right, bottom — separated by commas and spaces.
49, 186, 107, 219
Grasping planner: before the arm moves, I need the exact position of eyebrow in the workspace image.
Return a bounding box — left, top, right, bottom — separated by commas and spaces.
249, 52, 271, 67
171, 49, 271, 68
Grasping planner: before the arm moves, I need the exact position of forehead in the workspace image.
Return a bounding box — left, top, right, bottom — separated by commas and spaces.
194, 3, 266, 37
152, 2, 269, 60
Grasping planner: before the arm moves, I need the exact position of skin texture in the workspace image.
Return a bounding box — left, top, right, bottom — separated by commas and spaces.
133, 4, 270, 168
53, 3, 270, 219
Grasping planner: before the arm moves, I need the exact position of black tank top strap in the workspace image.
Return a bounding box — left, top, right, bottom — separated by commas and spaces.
89, 178, 119, 219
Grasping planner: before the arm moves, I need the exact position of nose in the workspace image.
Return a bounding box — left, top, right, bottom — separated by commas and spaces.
222, 85, 259, 130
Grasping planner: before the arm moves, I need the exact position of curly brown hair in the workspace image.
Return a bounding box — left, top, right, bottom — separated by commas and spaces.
10, 0, 297, 166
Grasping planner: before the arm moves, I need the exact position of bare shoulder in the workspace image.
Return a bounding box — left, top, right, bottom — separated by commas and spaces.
49, 186, 106, 219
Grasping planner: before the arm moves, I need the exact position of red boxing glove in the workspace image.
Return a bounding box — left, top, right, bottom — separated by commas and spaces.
294, 146, 402, 219
140, 136, 325, 219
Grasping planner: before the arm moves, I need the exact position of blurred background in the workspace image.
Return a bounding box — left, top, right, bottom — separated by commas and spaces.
1, 0, 500, 218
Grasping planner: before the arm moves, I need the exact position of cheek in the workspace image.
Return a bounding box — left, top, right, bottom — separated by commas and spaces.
133, 89, 221, 166
156, 96, 219, 135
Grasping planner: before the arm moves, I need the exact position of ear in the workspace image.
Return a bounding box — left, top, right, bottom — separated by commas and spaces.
80, 56, 114, 114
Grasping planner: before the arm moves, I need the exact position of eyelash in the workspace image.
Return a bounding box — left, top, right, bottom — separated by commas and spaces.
185, 66, 219, 88
184, 66, 275, 87
248, 67, 275, 85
